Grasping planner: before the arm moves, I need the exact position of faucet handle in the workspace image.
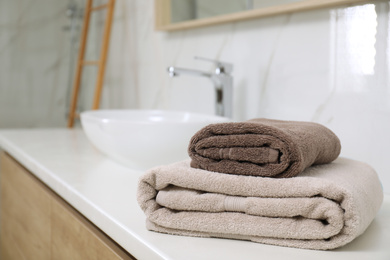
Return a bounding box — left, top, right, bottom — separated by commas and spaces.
194, 56, 233, 74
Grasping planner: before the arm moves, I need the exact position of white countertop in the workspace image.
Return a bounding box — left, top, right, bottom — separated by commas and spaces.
0, 129, 389, 260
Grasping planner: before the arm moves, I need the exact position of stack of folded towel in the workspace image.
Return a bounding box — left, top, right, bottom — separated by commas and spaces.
137, 118, 383, 250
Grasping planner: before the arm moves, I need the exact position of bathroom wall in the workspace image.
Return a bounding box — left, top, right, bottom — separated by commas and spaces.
0, 0, 105, 128
0, 0, 71, 127
103, 0, 390, 193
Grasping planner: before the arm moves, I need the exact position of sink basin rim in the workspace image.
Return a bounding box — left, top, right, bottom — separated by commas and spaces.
80, 109, 229, 125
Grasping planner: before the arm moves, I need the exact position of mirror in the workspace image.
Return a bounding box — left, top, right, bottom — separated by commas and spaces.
155, 0, 369, 31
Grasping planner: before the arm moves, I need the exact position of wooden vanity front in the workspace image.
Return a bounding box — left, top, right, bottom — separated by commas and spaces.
0, 152, 134, 260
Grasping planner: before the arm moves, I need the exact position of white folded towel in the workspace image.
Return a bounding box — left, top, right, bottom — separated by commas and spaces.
137, 158, 383, 250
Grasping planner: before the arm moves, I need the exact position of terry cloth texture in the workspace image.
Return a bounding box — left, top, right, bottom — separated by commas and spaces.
188, 118, 341, 178
137, 158, 383, 250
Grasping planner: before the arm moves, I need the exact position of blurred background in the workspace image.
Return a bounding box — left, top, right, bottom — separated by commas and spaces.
1, 0, 389, 192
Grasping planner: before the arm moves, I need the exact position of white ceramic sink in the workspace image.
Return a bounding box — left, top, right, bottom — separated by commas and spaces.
80, 110, 230, 170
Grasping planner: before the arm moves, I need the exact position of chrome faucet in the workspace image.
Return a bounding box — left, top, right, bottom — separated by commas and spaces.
167, 57, 233, 118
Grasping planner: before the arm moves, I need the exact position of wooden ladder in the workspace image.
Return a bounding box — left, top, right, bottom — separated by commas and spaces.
67, 0, 116, 128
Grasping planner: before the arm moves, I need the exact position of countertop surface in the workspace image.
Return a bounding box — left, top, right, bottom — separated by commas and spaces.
0, 128, 389, 260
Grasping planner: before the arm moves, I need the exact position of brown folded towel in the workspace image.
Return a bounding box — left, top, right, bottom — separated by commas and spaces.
137, 158, 383, 250
188, 118, 341, 178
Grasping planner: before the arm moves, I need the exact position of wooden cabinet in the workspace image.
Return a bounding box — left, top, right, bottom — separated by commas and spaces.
0, 152, 135, 260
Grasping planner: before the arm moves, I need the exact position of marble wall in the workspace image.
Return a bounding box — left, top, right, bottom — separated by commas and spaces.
0, 0, 106, 128
0, 0, 75, 127
1, 0, 389, 193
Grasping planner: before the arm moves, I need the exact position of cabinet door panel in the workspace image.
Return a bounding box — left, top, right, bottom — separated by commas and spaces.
1, 153, 51, 260
0, 153, 135, 260
51, 194, 133, 260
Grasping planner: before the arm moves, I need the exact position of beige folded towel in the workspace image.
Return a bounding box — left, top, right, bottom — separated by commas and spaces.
137, 158, 383, 250
188, 118, 341, 178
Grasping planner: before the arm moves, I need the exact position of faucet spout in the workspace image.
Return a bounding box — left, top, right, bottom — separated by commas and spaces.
167, 66, 223, 89
167, 57, 233, 118
168, 66, 211, 78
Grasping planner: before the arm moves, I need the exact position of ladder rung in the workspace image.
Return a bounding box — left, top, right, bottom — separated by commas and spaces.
90, 4, 108, 11
81, 60, 99, 66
